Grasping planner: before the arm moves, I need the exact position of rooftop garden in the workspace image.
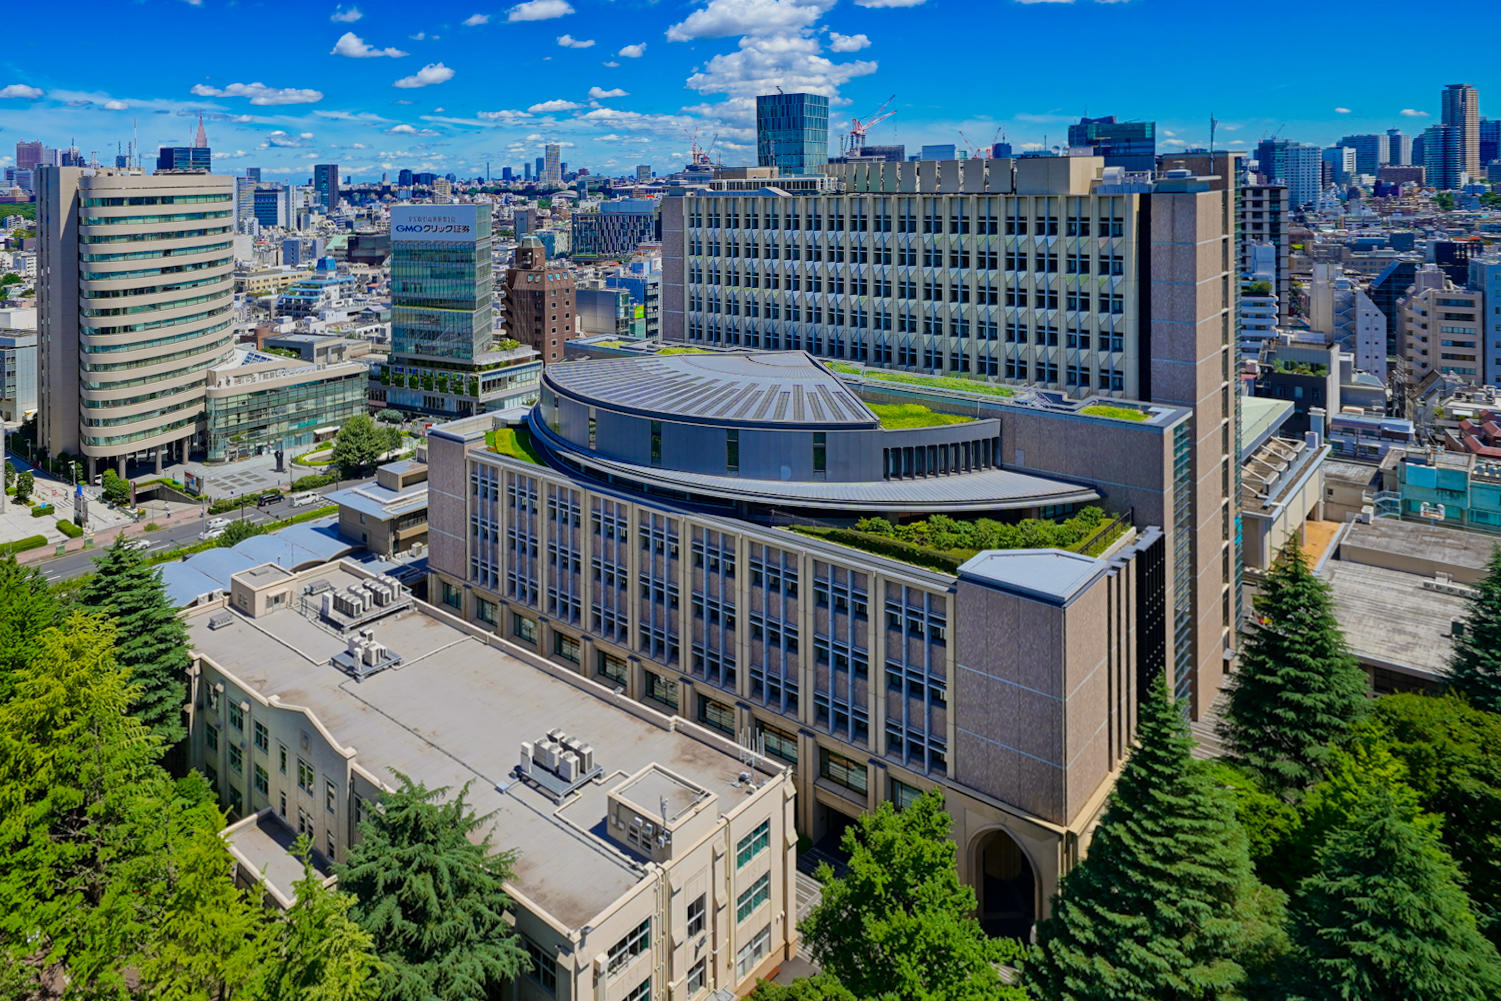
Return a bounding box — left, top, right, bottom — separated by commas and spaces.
485, 426, 545, 465
827, 362, 1017, 399
1079, 404, 1150, 422
658, 346, 713, 355
867, 403, 976, 430
794, 506, 1127, 575
1273, 359, 1330, 377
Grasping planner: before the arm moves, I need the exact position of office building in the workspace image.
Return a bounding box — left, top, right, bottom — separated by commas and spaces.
1468, 257, 1501, 384
187, 558, 797, 1000
535, 157, 545, 183
513, 207, 539, 239
1481, 119, 1501, 167
755, 92, 829, 174
398, 168, 414, 187
1240, 184, 1291, 325
1368, 259, 1420, 360
1253, 139, 1321, 208
1421, 123, 1467, 190
245, 167, 261, 183
425, 350, 1188, 930
571, 199, 660, 260
0, 306, 37, 422
660, 154, 1239, 718
313, 163, 339, 214
202, 350, 367, 462
15, 140, 41, 171
234, 176, 256, 230
156, 146, 212, 172
252, 187, 287, 228
635, 164, 652, 182
919, 144, 957, 162
504, 235, 576, 363
38, 167, 235, 475
1442, 83, 1481, 184
1067, 116, 1156, 172
1335, 133, 1389, 175
1322, 145, 1357, 186
1386, 129, 1413, 166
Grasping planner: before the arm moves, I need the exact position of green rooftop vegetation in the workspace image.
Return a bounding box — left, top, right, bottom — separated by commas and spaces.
793, 506, 1126, 574
827, 362, 1017, 399
657, 346, 713, 355
1273, 359, 1329, 377
485, 426, 545, 465
867, 403, 976, 430
1245, 281, 1274, 297
1079, 404, 1150, 422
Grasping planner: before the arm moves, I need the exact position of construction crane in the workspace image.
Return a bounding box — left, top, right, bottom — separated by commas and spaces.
681, 127, 712, 168
847, 94, 896, 156
957, 129, 987, 159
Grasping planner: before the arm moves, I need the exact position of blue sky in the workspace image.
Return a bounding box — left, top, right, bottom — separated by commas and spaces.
1, 0, 1497, 182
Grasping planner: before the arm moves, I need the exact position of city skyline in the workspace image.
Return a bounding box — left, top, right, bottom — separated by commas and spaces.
0, 0, 1494, 182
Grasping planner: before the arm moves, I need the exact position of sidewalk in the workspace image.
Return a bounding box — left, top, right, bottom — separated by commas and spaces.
17, 502, 205, 566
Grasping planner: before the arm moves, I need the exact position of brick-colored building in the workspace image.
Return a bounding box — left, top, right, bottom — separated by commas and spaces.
505, 235, 576, 364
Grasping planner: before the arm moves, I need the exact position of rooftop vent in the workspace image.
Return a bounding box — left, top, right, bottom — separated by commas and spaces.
330, 627, 403, 681
207, 612, 235, 630
514, 729, 602, 803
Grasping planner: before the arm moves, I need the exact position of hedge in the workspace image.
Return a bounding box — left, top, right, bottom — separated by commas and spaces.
793, 526, 965, 575
56, 520, 82, 539
292, 472, 338, 490
0, 534, 47, 556
30, 503, 53, 518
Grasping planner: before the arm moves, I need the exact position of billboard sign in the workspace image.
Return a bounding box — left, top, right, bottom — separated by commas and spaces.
390, 204, 482, 243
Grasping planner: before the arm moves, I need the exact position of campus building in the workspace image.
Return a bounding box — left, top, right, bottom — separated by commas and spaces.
202, 350, 368, 463
187, 559, 797, 1001
424, 350, 1196, 932
660, 155, 1239, 718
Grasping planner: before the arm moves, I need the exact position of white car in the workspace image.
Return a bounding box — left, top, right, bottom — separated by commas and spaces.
290, 491, 321, 508
121, 538, 150, 553
198, 526, 225, 541
207, 517, 231, 532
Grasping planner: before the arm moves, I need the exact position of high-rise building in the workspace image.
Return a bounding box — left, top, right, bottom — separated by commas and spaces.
245, 166, 261, 183
1400, 272, 1481, 381
636, 164, 652, 181
313, 163, 339, 214
504, 235, 576, 363
919, 143, 957, 162
1067, 116, 1156, 171
1480, 119, 1501, 167
15, 140, 42, 171
156, 145, 211, 172
534, 157, 545, 182
660, 154, 1240, 717
571, 199, 661, 260
543, 145, 562, 185
38, 167, 235, 476
1253, 139, 1321, 208
1335, 133, 1390, 175
1386, 129, 1413, 166
1368, 259, 1420, 360
1441, 83, 1481, 184
252, 186, 286, 228
234, 176, 257, 230
1467, 257, 1501, 384
1420, 123, 1466, 190
755, 92, 829, 174
1322, 145, 1357, 185
1240, 183, 1291, 325
398, 168, 414, 187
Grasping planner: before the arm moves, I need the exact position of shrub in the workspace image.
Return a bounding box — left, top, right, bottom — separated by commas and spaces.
292, 472, 338, 490
0, 534, 47, 556
30, 503, 53, 518
56, 519, 82, 539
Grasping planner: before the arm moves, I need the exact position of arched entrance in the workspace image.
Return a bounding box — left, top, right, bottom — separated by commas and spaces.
972, 828, 1037, 939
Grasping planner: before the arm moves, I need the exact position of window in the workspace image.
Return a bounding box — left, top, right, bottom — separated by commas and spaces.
512, 614, 537, 645
622, 979, 651, 1001
523, 938, 557, 994
326, 780, 338, 814
736, 924, 772, 979
687, 957, 707, 994
475, 597, 497, 627
228, 703, 244, 730
737, 819, 771, 868
698, 696, 735, 736
598, 651, 628, 686
737, 872, 771, 922
297, 758, 314, 794
819, 747, 868, 795
687, 894, 706, 936
228, 744, 243, 773
726, 429, 739, 474
890, 777, 922, 810
254, 764, 269, 796
606, 918, 651, 976
253, 721, 269, 753
206, 686, 220, 712
649, 420, 663, 467
757, 721, 799, 765
440, 580, 463, 611
278, 745, 287, 774
645, 671, 679, 711
206, 724, 219, 751
553, 632, 581, 664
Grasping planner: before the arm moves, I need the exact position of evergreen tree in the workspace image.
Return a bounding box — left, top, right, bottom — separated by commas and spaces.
1218, 544, 1367, 796
749, 974, 860, 1001
1285, 784, 1501, 1000
337, 774, 528, 1001
0, 555, 58, 700
800, 789, 1025, 1001
218, 518, 266, 547
1027, 673, 1282, 1001
1446, 546, 1501, 711
78, 534, 191, 748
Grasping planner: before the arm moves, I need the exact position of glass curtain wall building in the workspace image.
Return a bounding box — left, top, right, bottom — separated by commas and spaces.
756, 93, 829, 175
390, 204, 492, 361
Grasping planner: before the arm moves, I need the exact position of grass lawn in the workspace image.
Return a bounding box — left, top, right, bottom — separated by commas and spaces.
827, 362, 1016, 398
1079, 404, 1149, 422
657, 346, 712, 355
485, 426, 546, 465
868, 403, 976, 429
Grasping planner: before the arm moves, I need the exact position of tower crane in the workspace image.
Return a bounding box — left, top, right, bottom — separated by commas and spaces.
848, 94, 896, 156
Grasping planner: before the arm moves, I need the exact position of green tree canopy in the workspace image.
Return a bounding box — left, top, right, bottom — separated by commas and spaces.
1028, 673, 1283, 1001
78, 535, 190, 749
799, 789, 1025, 1001
219, 518, 266, 547
1218, 545, 1367, 796
14, 469, 32, 502
0, 555, 58, 701
331, 415, 401, 476
1284, 782, 1501, 1000
749, 973, 861, 1001
337, 774, 528, 1001
1446, 546, 1501, 711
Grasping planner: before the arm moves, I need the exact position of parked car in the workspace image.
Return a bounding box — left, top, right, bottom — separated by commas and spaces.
256, 491, 281, 509
290, 491, 321, 508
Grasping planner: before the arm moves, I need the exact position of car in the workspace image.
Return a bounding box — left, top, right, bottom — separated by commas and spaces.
290, 491, 321, 508
120, 538, 150, 553
198, 527, 225, 541
206, 516, 231, 532
256, 492, 281, 508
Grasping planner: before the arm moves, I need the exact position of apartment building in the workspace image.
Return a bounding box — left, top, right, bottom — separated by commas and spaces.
189, 559, 796, 1001
505, 235, 577, 364
1240, 184, 1290, 325
38, 166, 236, 476
659, 155, 1238, 716
1400, 281, 1483, 381
424, 350, 1196, 932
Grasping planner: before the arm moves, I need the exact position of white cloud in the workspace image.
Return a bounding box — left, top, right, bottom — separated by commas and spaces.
602, 60, 620, 67
1400, 108, 1429, 117
588, 86, 628, 99
330, 4, 362, 21
393, 63, 455, 88
1334, 106, 1352, 114
685, 33, 875, 106
331, 31, 408, 57
409, 31, 427, 39
190, 81, 323, 105
557, 33, 594, 47
315, 109, 391, 122
476, 109, 534, 122
667, 0, 833, 41
386, 123, 440, 135
618, 42, 647, 57
528, 98, 583, 112
855, 0, 925, 6
299, 131, 315, 139
827, 31, 869, 51
508, 0, 573, 20
463, 12, 490, 25
0, 84, 42, 99
103, 99, 129, 110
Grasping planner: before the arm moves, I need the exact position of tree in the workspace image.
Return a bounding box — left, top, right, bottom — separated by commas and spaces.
78, 535, 191, 748
337, 775, 528, 1001
101, 468, 131, 506
1028, 673, 1282, 1001
0, 556, 58, 701
1284, 784, 1501, 1000
219, 518, 266, 547
1446, 546, 1501, 711
799, 789, 1024, 1001
1218, 544, 1367, 796
14, 470, 32, 502
749, 974, 860, 1001
331, 415, 401, 476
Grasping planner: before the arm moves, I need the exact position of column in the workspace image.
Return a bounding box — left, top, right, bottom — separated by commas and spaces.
155, 447, 163, 475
